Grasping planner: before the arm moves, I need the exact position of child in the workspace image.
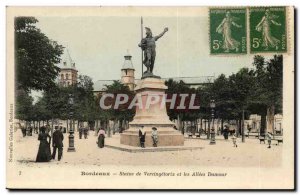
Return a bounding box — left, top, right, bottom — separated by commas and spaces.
151, 127, 158, 147
232, 134, 238, 147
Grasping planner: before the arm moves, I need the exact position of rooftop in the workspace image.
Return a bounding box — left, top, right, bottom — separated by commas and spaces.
58, 48, 77, 70
122, 51, 134, 70
93, 76, 215, 92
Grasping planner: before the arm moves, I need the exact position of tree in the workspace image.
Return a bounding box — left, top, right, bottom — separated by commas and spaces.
105, 80, 135, 122
228, 68, 256, 140
252, 55, 283, 134
165, 79, 201, 134
209, 74, 233, 131
15, 90, 34, 122
94, 80, 135, 130
15, 17, 64, 92
73, 75, 98, 124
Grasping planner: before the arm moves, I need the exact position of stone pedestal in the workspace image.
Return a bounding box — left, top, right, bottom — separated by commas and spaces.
120, 77, 184, 147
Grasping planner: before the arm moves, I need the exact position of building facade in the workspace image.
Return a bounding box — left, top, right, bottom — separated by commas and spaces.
58, 49, 78, 87
121, 52, 135, 91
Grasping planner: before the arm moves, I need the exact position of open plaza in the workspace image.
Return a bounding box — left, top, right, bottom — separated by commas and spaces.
15, 129, 282, 167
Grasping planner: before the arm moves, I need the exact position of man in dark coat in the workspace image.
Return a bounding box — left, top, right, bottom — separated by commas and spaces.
223, 125, 229, 140
52, 126, 64, 161
138, 126, 146, 148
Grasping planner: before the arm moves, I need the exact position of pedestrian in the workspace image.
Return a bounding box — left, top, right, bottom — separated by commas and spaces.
36, 126, 52, 162
223, 125, 229, 140
151, 127, 158, 147
138, 126, 146, 148
83, 126, 88, 139
97, 127, 106, 148
79, 124, 83, 139
232, 134, 238, 147
21, 127, 26, 137
266, 132, 272, 148
52, 126, 64, 161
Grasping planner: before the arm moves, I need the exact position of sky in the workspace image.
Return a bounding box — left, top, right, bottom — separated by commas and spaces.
34, 15, 265, 83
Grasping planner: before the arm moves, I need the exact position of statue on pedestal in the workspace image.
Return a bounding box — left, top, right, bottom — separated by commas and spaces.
138, 27, 168, 77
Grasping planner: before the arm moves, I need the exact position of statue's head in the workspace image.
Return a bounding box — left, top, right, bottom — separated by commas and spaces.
226, 11, 231, 18
265, 9, 270, 16
145, 27, 152, 37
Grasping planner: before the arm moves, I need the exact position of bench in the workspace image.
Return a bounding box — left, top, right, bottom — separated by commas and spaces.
188, 134, 193, 138
196, 133, 201, 138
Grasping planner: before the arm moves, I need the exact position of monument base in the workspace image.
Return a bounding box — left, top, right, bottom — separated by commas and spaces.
120, 77, 184, 147
120, 125, 184, 147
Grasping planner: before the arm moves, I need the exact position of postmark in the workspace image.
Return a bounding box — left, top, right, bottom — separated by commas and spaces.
210, 8, 247, 55
249, 7, 287, 53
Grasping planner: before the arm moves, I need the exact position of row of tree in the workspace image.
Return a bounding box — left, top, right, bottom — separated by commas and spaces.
165, 55, 283, 135
15, 17, 135, 131
15, 17, 282, 136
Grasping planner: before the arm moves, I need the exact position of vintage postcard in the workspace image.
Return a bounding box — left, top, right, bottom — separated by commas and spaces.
6, 6, 294, 189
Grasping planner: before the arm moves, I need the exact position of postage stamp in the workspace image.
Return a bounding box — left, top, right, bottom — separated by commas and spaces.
249, 7, 287, 53
210, 8, 247, 54
5, 6, 294, 190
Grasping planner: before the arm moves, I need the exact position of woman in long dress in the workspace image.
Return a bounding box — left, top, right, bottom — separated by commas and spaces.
256, 9, 281, 50
216, 11, 242, 52
97, 128, 106, 148
36, 126, 52, 162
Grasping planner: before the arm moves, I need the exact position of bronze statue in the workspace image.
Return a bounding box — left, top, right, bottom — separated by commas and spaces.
139, 27, 168, 76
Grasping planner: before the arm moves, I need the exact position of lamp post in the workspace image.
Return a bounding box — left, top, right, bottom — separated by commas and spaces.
209, 99, 216, 145
67, 94, 76, 152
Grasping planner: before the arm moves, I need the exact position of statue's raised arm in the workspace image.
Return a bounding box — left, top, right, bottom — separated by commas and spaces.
154, 27, 168, 41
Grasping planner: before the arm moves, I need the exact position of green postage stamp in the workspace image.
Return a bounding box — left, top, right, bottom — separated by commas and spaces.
250, 7, 287, 53
210, 8, 247, 55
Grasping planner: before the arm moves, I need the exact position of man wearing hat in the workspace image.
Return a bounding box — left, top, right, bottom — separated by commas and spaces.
139, 26, 168, 75
52, 126, 64, 161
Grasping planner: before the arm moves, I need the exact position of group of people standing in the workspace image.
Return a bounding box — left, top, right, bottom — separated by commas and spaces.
79, 125, 89, 139
138, 126, 158, 148
36, 126, 64, 162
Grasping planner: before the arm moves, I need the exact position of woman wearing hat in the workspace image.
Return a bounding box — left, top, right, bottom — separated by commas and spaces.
97, 127, 106, 148
36, 126, 52, 162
